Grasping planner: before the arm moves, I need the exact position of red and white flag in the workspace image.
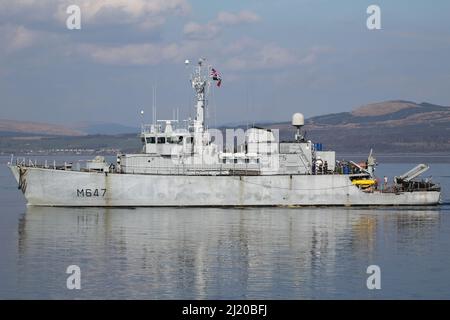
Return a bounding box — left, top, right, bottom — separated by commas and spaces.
210, 68, 222, 87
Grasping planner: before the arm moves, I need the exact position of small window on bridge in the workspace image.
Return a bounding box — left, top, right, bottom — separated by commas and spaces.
146, 137, 156, 144
167, 136, 183, 144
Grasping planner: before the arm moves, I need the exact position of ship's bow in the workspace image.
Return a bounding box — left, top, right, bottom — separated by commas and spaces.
9, 165, 20, 185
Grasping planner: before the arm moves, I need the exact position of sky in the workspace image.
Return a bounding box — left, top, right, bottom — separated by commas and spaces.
0, 0, 450, 127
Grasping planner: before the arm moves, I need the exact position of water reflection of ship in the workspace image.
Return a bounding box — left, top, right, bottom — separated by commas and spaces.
17, 207, 441, 298
351, 208, 441, 257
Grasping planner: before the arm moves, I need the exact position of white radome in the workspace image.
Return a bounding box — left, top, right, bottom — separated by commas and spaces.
292, 113, 305, 126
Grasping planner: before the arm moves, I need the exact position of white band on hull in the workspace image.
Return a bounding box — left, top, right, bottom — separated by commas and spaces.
10, 166, 441, 207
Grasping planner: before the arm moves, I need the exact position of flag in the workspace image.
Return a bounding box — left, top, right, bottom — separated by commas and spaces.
210, 68, 222, 87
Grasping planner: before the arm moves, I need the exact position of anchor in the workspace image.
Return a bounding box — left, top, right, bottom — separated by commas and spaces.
18, 167, 28, 194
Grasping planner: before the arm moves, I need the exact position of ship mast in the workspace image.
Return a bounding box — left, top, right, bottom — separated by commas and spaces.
191, 58, 210, 151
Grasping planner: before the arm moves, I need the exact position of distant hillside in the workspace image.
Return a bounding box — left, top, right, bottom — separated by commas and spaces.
307, 101, 449, 127
0, 133, 141, 155
70, 122, 139, 135
0, 119, 138, 136
0, 119, 84, 136
265, 101, 450, 152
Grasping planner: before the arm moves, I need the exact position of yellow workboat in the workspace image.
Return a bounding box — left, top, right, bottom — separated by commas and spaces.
352, 179, 376, 187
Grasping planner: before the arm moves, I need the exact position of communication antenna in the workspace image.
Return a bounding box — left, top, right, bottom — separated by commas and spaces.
184, 59, 191, 128
246, 85, 249, 130
140, 109, 145, 128
152, 85, 157, 127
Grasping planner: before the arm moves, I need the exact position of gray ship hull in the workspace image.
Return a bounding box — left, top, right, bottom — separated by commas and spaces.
10, 166, 441, 207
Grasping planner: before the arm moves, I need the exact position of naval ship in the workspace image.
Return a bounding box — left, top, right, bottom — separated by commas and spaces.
9, 58, 441, 207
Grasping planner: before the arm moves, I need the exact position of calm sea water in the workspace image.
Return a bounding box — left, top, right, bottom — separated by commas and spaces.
0, 156, 449, 299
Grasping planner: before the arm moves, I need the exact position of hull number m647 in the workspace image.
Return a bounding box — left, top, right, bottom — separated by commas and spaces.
77, 189, 106, 197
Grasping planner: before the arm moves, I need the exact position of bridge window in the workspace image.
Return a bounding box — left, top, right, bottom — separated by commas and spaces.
157, 137, 166, 144
146, 137, 156, 144
167, 136, 184, 144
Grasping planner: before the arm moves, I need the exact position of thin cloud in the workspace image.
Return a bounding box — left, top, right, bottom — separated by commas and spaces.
0, 0, 190, 31
77, 42, 194, 65
183, 10, 260, 40
216, 10, 260, 25
0, 25, 40, 54
224, 41, 334, 71
56, 0, 190, 30
183, 21, 220, 40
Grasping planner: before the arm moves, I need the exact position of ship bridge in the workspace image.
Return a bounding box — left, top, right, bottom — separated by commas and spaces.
117, 58, 335, 176
141, 121, 193, 156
